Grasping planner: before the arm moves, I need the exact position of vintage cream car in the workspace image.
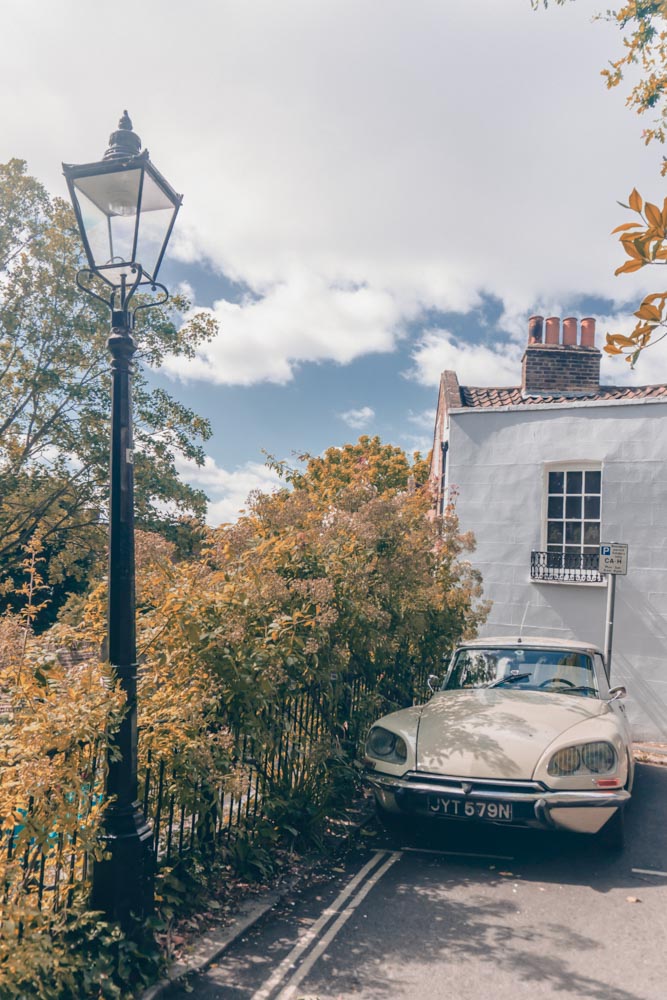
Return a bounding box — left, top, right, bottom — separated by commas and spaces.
364, 637, 633, 848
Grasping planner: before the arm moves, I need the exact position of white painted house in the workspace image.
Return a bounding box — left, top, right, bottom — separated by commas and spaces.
429, 315, 667, 741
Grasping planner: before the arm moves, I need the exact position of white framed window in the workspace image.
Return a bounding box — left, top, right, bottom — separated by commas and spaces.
544, 464, 601, 566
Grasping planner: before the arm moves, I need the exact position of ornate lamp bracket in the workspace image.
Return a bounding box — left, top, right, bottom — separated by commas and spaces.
76, 267, 169, 328
131, 280, 170, 325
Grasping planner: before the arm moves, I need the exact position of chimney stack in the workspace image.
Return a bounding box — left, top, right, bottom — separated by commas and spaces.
521, 315, 601, 396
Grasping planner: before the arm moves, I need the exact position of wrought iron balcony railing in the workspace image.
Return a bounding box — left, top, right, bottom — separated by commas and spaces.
530, 550, 604, 584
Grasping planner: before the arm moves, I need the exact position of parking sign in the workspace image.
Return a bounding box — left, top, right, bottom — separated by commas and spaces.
599, 543, 628, 575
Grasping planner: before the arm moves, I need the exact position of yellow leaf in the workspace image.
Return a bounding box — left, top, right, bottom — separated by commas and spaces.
611, 222, 643, 234
629, 188, 643, 213
635, 303, 662, 322
620, 235, 643, 259
644, 202, 663, 229
615, 258, 645, 275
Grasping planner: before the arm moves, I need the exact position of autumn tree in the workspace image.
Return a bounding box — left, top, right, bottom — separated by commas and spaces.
274, 435, 431, 504
69, 437, 485, 778
534, 1, 667, 363
0, 159, 217, 622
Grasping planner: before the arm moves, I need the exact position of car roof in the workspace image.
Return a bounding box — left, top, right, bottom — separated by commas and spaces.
457, 636, 602, 655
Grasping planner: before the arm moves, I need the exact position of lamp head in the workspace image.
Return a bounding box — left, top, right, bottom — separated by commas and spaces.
63, 112, 182, 290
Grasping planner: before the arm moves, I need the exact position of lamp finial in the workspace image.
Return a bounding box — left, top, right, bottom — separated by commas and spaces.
104, 111, 142, 161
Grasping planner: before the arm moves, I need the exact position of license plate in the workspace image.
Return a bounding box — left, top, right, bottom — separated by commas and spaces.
427, 797, 513, 822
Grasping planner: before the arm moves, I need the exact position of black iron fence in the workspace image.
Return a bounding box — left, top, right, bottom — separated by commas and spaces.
530, 550, 604, 584
0, 667, 434, 923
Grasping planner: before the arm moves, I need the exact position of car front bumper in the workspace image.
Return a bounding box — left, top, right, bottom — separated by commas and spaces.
364, 768, 631, 834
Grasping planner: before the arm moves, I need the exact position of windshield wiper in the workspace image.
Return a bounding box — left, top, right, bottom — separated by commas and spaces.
487, 672, 533, 688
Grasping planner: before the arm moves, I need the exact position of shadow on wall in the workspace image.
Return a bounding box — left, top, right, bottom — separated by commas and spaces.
609, 575, 667, 741
482, 582, 667, 742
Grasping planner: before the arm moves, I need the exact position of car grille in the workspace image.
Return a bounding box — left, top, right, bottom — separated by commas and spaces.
400, 772, 544, 823
406, 772, 545, 795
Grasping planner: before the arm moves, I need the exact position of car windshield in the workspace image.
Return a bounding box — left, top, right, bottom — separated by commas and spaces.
444, 647, 598, 697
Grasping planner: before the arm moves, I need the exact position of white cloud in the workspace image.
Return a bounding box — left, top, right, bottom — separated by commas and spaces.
176, 455, 283, 526
407, 408, 436, 430
397, 408, 436, 454
3, 0, 663, 387
409, 329, 523, 387
164, 276, 403, 385
339, 405, 375, 429
408, 313, 667, 390
596, 313, 667, 384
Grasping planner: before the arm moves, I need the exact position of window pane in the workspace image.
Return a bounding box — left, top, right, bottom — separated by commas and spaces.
585, 470, 601, 494
566, 471, 583, 494
566, 495, 582, 519
548, 471, 564, 494
583, 546, 599, 557
565, 522, 582, 544
548, 496, 564, 518
564, 546, 581, 558
584, 495, 600, 519
584, 522, 600, 545
548, 521, 564, 544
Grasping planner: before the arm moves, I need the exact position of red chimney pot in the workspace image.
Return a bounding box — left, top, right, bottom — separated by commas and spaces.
563, 317, 578, 346
545, 317, 560, 345
581, 317, 596, 347
528, 315, 544, 343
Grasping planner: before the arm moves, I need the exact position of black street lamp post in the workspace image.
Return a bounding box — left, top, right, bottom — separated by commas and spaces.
63, 113, 182, 928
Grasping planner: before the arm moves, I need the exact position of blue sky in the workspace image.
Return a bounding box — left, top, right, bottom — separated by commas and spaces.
2, 0, 665, 522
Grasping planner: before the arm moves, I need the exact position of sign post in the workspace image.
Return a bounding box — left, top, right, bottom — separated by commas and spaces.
599, 543, 628, 679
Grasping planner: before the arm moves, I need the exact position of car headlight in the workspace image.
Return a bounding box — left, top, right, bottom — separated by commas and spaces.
366, 726, 407, 764
548, 741, 616, 777
580, 742, 616, 773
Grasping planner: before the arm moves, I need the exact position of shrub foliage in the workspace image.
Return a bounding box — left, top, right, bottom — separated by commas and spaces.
0, 441, 488, 995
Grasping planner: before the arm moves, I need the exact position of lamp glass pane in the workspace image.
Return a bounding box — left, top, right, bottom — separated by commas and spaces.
108, 212, 136, 266
74, 168, 142, 274
74, 168, 142, 218
73, 186, 111, 268
134, 172, 176, 280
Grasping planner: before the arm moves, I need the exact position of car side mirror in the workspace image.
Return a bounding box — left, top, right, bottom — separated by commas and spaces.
427, 674, 441, 694
607, 685, 627, 703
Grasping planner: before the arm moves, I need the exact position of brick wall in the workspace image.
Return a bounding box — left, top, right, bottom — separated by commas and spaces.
522, 343, 601, 395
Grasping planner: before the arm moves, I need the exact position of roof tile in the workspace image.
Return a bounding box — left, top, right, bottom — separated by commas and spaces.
459, 384, 667, 408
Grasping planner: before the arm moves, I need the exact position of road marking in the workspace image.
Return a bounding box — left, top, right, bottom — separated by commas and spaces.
276, 851, 402, 1000
401, 846, 514, 861
251, 850, 392, 1000
632, 867, 667, 877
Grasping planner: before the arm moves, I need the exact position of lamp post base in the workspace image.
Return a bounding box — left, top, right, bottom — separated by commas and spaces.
90, 802, 154, 929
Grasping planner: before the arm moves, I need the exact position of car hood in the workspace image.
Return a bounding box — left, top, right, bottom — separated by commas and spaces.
416, 689, 609, 780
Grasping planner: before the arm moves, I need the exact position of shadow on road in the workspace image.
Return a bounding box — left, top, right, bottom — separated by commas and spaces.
374, 762, 667, 893
313, 763, 666, 999
167, 765, 667, 999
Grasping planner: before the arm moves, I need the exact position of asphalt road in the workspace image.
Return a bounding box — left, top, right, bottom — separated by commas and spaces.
168, 763, 667, 1000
